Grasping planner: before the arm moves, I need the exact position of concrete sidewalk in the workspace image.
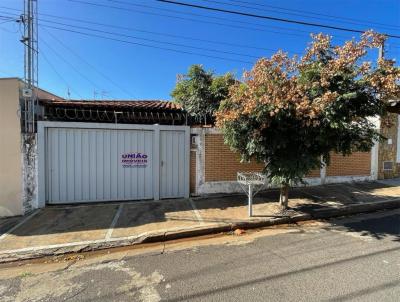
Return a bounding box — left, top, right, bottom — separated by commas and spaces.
1, 180, 400, 263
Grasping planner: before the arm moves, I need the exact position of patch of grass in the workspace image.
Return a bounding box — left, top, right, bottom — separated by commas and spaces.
20, 272, 33, 278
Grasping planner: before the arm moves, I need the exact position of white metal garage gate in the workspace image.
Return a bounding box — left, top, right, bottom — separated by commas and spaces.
37, 122, 190, 206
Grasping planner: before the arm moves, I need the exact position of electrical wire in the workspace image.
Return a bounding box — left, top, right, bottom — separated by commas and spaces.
3, 7, 398, 56
201, 0, 400, 30
224, 0, 400, 30
1, 9, 305, 61
156, 0, 400, 39
0, 3, 378, 46
2, 3, 396, 71
39, 19, 267, 59
0, 14, 15, 19
39, 24, 254, 64
0, 15, 16, 25
2, 8, 392, 65
0, 8, 301, 53
41, 27, 135, 98
70, 0, 400, 48
2, 4, 399, 47
106, 0, 329, 36
0, 19, 13, 25
40, 37, 107, 95
39, 48, 84, 99
64, 1, 327, 39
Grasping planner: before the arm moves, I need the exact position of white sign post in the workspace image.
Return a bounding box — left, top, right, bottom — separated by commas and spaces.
237, 172, 268, 217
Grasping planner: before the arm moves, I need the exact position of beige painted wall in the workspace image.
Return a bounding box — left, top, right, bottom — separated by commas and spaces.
0, 78, 23, 216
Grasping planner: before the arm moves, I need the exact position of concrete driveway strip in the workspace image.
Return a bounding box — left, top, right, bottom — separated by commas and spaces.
0, 210, 41, 241
105, 204, 124, 240
110, 199, 201, 239
0, 204, 119, 251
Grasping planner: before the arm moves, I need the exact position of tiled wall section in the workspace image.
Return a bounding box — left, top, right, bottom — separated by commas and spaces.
203, 134, 371, 182
326, 152, 371, 176
204, 134, 264, 182
307, 169, 320, 178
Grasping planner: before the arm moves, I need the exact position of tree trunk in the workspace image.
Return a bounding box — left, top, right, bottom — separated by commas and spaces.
279, 184, 290, 209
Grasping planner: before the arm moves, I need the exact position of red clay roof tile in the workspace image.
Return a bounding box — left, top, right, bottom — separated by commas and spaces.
40, 99, 182, 111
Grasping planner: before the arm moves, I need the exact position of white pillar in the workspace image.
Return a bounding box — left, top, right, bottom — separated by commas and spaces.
248, 184, 253, 217
320, 156, 326, 185
370, 117, 381, 180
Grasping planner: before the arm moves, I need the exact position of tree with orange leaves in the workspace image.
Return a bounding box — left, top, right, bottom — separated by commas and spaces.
216, 31, 400, 209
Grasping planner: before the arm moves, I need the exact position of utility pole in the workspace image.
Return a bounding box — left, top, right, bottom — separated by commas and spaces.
21, 0, 38, 133
20, 0, 38, 214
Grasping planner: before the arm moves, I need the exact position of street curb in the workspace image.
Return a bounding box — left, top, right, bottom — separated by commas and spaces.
1, 198, 399, 264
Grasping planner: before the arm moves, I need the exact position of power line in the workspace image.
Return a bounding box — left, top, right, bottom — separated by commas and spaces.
1, 8, 304, 54
75, 0, 317, 36
109, 0, 303, 32
41, 27, 136, 98
64, 1, 328, 39
0, 14, 19, 33
21, 11, 302, 59
3, 7, 400, 51
0, 15, 15, 20
226, 0, 400, 30
39, 24, 254, 64
38, 19, 266, 59
99, 1, 304, 50
39, 48, 84, 99
0, 8, 302, 52
0, 8, 306, 56
0, 4, 359, 44
0, 19, 14, 25
202, 0, 400, 30
0, 15, 17, 24
2, 4, 399, 48
40, 37, 105, 94
157, 0, 400, 39
71, 0, 398, 46
2, 5, 395, 69
2, 8, 393, 64
36, 20, 399, 64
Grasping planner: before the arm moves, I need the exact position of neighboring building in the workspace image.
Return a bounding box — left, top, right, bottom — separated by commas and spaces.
0, 78, 62, 217
0, 78, 23, 217
0, 77, 398, 217
378, 101, 400, 179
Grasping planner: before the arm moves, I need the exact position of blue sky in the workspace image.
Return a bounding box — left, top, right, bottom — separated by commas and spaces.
0, 0, 399, 100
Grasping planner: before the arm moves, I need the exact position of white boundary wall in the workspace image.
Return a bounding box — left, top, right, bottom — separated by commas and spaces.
190, 128, 379, 195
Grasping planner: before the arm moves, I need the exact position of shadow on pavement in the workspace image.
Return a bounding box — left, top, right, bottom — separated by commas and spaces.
329, 211, 400, 242
0, 180, 399, 245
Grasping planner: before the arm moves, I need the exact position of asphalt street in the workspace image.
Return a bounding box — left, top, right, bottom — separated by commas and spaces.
1, 209, 400, 302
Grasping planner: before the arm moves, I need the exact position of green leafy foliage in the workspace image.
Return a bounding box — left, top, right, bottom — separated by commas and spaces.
171, 65, 235, 124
